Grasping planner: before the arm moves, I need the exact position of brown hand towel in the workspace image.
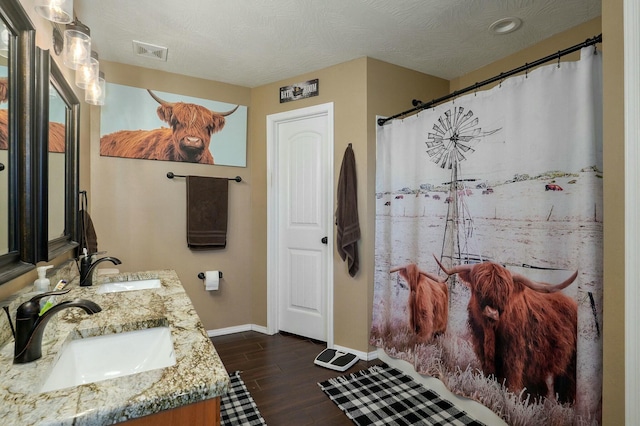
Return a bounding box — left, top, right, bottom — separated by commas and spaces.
335, 144, 360, 277
186, 176, 229, 250
78, 210, 98, 254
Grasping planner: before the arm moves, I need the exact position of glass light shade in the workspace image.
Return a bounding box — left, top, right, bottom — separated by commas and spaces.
0, 29, 8, 59
75, 50, 99, 89
34, 0, 73, 24
63, 21, 91, 70
85, 71, 105, 106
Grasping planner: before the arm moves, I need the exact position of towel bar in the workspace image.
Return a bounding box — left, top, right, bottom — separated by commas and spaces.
167, 172, 242, 182
198, 271, 223, 279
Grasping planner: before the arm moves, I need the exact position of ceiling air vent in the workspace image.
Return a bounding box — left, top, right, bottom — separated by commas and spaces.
132, 40, 168, 61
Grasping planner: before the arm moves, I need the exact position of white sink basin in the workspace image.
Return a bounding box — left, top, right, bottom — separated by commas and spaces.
96, 278, 161, 294
41, 327, 176, 392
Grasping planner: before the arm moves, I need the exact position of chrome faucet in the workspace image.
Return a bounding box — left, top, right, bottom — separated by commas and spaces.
14, 289, 102, 364
79, 253, 122, 287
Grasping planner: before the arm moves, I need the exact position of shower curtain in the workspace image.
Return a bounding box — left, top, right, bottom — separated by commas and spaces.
371, 47, 602, 425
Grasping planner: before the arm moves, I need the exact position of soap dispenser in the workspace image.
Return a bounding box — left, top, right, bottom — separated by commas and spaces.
33, 265, 53, 294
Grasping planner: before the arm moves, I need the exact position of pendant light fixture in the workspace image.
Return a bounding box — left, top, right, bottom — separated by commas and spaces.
33, 3, 108, 106
34, 0, 73, 24
63, 19, 91, 70
75, 50, 99, 89
85, 71, 105, 106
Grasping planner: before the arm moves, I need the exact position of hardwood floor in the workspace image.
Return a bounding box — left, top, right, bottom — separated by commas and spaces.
210, 331, 384, 425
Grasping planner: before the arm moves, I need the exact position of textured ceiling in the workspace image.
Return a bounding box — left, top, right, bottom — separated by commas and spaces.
73, 0, 601, 88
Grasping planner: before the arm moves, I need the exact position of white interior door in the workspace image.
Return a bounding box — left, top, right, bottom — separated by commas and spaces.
267, 103, 334, 344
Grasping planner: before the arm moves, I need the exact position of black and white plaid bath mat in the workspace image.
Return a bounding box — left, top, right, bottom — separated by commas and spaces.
221, 371, 267, 425
318, 365, 485, 426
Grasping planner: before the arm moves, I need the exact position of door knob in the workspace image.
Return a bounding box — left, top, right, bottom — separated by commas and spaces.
321, 237, 328, 244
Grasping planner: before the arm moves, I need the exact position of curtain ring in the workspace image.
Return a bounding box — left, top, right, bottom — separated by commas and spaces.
557, 51, 562, 68
525, 64, 528, 78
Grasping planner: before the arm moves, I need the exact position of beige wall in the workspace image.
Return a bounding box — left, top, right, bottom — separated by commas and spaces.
89, 63, 253, 331
85, 55, 448, 354
601, 0, 625, 423
248, 58, 449, 352
248, 58, 370, 343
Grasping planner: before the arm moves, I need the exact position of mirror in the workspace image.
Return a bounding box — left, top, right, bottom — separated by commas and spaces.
41, 53, 79, 261
49, 76, 66, 240
0, 0, 80, 283
0, 0, 37, 283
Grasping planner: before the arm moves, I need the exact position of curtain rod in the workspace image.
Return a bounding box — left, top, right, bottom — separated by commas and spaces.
378, 33, 602, 126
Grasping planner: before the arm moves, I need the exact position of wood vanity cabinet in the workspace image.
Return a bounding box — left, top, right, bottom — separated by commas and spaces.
120, 397, 220, 426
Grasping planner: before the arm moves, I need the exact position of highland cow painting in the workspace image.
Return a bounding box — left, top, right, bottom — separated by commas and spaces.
100, 83, 248, 167
372, 48, 603, 425
0, 68, 66, 152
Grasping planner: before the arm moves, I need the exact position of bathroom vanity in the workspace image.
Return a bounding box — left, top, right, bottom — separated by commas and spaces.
0, 267, 229, 425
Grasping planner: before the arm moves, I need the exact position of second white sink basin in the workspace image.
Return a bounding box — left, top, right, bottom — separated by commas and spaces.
41, 327, 176, 393
96, 278, 161, 294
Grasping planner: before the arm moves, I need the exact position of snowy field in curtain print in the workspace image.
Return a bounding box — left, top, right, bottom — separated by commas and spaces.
371, 170, 603, 425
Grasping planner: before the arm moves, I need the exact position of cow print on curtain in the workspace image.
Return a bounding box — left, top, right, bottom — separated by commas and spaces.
371, 47, 603, 425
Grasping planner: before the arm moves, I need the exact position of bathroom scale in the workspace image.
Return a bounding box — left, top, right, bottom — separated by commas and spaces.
314, 348, 359, 372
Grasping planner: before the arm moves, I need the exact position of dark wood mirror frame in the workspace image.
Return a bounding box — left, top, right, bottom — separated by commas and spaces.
0, 0, 37, 283
39, 51, 80, 261
0, 0, 80, 284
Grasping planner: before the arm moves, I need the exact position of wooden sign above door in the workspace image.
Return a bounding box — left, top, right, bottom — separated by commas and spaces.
279, 79, 319, 103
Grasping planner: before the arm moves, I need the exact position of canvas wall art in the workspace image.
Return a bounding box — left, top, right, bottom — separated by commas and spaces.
100, 83, 248, 167
0, 66, 66, 153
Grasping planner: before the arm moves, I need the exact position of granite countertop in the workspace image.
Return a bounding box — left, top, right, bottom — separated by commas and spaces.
0, 267, 229, 425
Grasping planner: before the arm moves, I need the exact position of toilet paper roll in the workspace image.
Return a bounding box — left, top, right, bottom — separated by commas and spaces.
204, 270, 220, 291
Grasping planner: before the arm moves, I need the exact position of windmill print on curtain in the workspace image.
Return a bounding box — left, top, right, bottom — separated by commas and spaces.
371, 47, 603, 425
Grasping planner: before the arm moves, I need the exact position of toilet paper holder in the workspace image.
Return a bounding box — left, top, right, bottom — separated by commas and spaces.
198, 271, 223, 279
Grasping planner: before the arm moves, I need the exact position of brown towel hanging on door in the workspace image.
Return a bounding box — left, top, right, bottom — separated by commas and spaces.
186, 176, 229, 250
335, 144, 360, 277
